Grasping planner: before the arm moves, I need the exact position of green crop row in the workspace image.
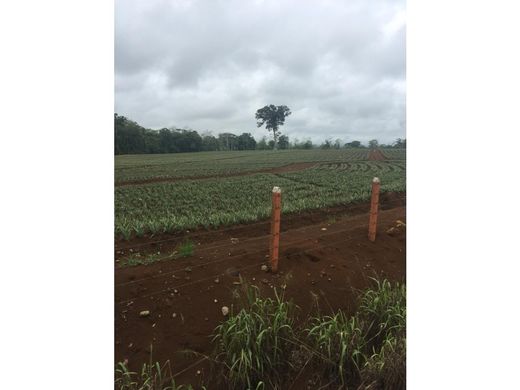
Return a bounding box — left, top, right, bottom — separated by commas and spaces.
115, 161, 405, 239
115, 149, 374, 183
380, 148, 406, 160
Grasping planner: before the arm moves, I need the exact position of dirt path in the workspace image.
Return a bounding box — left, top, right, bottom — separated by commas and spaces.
368, 149, 386, 161
115, 162, 317, 187
115, 198, 406, 387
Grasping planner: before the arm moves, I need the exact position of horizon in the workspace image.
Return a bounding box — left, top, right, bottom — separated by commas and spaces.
115, 0, 406, 145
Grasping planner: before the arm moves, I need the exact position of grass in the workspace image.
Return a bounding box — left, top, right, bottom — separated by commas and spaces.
207, 279, 406, 389
177, 240, 194, 257
115, 279, 405, 388
359, 334, 406, 390
115, 351, 200, 390
212, 285, 295, 389
358, 278, 406, 349
306, 311, 366, 386
119, 241, 194, 267
304, 279, 406, 388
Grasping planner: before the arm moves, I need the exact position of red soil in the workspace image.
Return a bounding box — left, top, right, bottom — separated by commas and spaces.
368, 149, 386, 161
115, 193, 406, 388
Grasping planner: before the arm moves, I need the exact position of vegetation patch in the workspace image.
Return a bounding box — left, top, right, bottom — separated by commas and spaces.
119, 241, 194, 267
115, 356, 199, 390
212, 286, 296, 389
115, 279, 406, 389
115, 158, 405, 239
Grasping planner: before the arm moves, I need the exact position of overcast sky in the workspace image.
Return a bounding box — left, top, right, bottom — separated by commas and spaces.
115, 0, 405, 144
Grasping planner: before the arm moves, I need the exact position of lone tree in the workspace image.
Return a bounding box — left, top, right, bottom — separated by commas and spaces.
255, 105, 291, 149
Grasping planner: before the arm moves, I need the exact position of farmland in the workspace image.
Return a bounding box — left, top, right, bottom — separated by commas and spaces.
114, 148, 406, 389
115, 148, 405, 184
115, 149, 406, 239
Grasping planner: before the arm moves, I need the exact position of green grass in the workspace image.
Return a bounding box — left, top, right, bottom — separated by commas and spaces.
207, 279, 406, 389
212, 285, 295, 390
306, 311, 366, 386
115, 159, 405, 239
177, 240, 194, 258
119, 241, 194, 267
115, 279, 405, 389
115, 355, 200, 390
305, 279, 406, 388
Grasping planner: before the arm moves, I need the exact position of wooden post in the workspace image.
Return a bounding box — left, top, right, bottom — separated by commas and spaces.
368, 177, 380, 242
270, 186, 282, 272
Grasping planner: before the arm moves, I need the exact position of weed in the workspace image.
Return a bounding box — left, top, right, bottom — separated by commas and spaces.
212, 285, 295, 389
359, 334, 406, 390
115, 351, 198, 390
177, 241, 194, 258
358, 278, 406, 349
306, 311, 366, 386
305, 279, 406, 388
117, 279, 406, 389
120, 251, 178, 267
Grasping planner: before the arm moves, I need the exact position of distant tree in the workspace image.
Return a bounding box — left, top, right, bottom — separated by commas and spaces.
159, 128, 174, 153
115, 113, 268, 155
218, 133, 238, 151
256, 136, 269, 150
268, 140, 275, 149
177, 129, 203, 152
393, 138, 406, 148
114, 113, 147, 154
345, 140, 361, 148
278, 134, 290, 150
321, 139, 332, 149
237, 133, 257, 150
302, 139, 313, 149
143, 130, 160, 153
255, 105, 291, 150
334, 139, 341, 149
368, 139, 379, 149
290, 138, 313, 149
202, 135, 219, 151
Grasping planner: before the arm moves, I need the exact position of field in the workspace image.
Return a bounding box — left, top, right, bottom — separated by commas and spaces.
115, 149, 406, 239
115, 148, 406, 389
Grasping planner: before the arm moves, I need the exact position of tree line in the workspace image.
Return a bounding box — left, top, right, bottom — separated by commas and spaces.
114, 114, 405, 155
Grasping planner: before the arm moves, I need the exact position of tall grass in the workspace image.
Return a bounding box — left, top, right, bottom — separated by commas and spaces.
306, 311, 366, 386
118, 279, 406, 389
305, 278, 406, 388
115, 358, 196, 390
360, 335, 406, 390
212, 285, 295, 389
358, 278, 406, 349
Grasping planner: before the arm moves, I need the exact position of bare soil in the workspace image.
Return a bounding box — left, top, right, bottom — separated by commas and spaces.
368, 149, 387, 161
115, 194, 406, 388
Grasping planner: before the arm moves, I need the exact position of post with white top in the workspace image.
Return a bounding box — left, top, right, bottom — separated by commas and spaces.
368, 178, 380, 242
270, 187, 282, 272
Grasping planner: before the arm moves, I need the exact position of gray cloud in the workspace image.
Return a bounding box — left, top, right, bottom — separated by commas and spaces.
116, 0, 406, 144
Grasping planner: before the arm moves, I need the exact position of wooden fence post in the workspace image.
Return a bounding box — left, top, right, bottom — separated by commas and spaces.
270, 187, 282, 272
368, 177, 380, 242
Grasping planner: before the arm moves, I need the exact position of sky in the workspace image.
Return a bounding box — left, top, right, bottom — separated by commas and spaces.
115, 0, 406, 145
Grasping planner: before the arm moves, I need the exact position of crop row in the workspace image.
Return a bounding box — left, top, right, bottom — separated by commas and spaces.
115, 161, 405, 239
380, 148, 406, 160
115, 149, 372, 183
312, 161, 406, 172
